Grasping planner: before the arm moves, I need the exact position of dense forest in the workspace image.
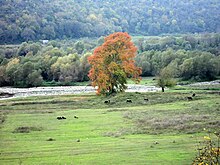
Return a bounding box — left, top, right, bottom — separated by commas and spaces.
0, 0, 220, 43
0, 33, 219, 87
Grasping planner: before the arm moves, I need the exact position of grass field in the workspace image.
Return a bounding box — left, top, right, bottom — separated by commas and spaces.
0, 84, 219, 164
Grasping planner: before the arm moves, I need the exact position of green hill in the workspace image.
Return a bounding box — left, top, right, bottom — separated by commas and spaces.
0, 0, 220, 43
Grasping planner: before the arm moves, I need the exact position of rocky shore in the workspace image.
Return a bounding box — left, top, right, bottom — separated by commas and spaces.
0, 85, 161, 100
187, 80, 220, 86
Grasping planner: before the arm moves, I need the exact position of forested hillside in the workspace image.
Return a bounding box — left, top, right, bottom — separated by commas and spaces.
1, 0, 220, 43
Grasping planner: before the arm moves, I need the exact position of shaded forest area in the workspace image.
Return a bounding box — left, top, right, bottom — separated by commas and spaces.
0, 33, 219, 87
0, 0, 220, 43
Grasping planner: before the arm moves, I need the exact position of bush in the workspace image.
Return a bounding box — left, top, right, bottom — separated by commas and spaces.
192, 131, 220, 165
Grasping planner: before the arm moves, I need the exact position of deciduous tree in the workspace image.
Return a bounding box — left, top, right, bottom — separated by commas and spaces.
157, 66, 176, 92
88, 32, 142, 95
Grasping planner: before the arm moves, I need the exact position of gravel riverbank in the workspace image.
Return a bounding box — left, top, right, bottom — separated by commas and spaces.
187, 80, 220, 86
0, 85, 161, 100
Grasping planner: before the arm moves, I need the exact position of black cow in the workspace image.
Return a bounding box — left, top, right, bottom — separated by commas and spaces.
187, 97, 193, 101
57, 116, 62, 120
104, 100, 110, 104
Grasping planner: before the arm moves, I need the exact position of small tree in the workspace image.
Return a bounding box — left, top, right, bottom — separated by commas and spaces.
88, 32, 142, 95
157, 66, 176, 92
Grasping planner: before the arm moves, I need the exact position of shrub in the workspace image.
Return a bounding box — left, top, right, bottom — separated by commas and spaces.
192, 131, 220, 165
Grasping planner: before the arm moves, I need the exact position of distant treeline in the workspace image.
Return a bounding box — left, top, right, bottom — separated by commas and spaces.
0, 0, 220, 43
0, 34, 219, 87
134, 33, 220, 80
0, 39, 96, 87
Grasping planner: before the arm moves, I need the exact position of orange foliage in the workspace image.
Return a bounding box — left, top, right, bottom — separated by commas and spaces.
88, 32, 142, 95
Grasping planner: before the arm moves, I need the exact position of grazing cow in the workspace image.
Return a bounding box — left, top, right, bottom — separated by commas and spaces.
104, 100, 110, 104
76, 139, 80, 142
47, 138, 55, 141
62, 116, 66, 119
126, 99, 132, 103
74, 115, 78, 119
187, 97, 193, 101
57, 116, 62, 120
192, 93, 196, 97
144, 98, 149, 101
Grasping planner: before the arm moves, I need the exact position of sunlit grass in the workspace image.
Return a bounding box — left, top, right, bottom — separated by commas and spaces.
0, 88, 219, 164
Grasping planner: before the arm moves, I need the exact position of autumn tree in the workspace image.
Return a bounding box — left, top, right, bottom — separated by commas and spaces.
88, 32, 142, 95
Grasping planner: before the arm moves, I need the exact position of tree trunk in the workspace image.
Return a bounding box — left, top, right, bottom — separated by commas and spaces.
108, 84, 116, 95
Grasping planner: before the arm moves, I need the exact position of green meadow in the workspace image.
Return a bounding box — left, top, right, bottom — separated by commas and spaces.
0, 84, 219, 164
